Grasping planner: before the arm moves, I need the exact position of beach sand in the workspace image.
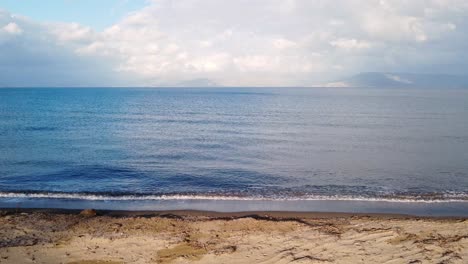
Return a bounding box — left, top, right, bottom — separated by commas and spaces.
0, 209, 467, 264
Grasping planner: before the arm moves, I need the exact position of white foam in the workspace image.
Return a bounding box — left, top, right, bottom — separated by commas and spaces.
0, 192, 467, 203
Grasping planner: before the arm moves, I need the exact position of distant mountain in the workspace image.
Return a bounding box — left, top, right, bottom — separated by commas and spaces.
173, 78, 220, 87
326, 72, 468, 88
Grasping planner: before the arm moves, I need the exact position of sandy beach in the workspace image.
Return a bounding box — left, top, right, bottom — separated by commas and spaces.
0, 209, 467, 264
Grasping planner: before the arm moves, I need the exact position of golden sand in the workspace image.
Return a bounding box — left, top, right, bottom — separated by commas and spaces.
0, 210, 467, 263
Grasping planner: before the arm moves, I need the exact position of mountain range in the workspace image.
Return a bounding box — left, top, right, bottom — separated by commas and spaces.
326, 72, 468, 88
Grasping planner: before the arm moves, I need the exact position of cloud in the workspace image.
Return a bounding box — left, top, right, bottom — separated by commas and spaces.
0, 9, 138, 87
330, 38, 372, 51
2, 22, 22, 34
1, 0, 468, 87
51, 22, 94, 43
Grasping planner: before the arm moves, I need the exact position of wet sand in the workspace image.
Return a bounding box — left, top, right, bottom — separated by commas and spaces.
1, 209, 467, 263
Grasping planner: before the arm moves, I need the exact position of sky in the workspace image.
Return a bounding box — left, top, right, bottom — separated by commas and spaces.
1, 0, 468, 87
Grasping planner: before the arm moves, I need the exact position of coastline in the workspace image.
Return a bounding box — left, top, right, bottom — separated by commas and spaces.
1, 207, 466, 220
1, 208, 467, 263
2, 197, 468, 217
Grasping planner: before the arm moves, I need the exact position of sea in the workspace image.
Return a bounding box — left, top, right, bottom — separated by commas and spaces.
1, 87, 467, 216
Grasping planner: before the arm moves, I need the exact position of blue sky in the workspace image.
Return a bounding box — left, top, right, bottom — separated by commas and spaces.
1, 0, 468, 87
0, 0, 147, 30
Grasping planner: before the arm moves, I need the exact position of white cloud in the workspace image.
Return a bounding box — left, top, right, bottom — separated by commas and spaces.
1, 0, 468, 86
0, 10, 137, 87
330, 38, 372, 51
51, 22, 94, 43
273, 38, 298, 50
2, 22, 22, 35
76, 0, 468, 85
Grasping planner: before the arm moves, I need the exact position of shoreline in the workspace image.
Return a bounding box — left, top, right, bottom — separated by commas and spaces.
2, 197, 468, 217
2, 207, 467, 220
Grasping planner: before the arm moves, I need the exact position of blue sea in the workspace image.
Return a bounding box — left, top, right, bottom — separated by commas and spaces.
1, 88, 468, 215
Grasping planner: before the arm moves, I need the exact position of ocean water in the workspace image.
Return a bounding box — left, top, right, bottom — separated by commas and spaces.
1, 88, 468, 213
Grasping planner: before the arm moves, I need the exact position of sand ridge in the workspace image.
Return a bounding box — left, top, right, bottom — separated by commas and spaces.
0, 210, 467, 263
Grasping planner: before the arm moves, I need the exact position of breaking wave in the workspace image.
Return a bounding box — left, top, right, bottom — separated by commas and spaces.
1, 191, 467, 203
